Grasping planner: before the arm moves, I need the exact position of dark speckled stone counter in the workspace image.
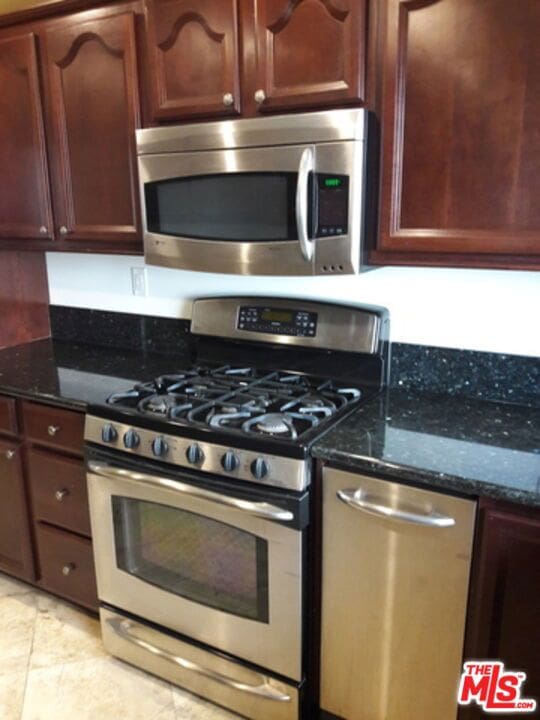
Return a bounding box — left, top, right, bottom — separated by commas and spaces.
312, 389, 540, 508
0, 339, 194, 411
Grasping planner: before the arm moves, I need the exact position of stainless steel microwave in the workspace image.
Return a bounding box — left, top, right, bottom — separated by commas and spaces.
136, 109, 376, 276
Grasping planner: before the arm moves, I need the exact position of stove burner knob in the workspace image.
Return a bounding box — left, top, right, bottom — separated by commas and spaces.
250, 457, 269, 480
123, 429, 140, 450
221, 451, 239, 473
101, 424, 117, 443
186, 443, 204, 465
152, 436, 168, 457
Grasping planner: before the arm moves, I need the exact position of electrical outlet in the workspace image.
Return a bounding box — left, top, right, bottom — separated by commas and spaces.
131, 267, 148, 297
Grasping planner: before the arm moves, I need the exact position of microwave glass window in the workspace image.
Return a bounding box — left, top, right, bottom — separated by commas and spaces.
145, 173, 298, 242
112, 497, 269, 622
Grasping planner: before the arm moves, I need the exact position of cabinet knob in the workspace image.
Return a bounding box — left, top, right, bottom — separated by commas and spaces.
59, 226, 69, 235
223, 92, 234, 107
48, 425, 61, 437
254, 89, 266, 104
62, 563, 75, 576
55, 489, 69, 502
39, 226, 48, 235
5, 449, 16, 460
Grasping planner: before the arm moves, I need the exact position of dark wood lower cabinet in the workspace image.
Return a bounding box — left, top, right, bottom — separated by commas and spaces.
459, 499, 540, 718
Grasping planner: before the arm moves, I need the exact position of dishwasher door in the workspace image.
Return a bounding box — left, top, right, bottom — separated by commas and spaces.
320, 468, 476, 720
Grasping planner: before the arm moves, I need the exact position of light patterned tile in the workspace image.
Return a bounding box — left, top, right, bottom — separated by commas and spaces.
0, 572, 33, 598
29, 594, 105, 670
0, 592, 37, 675
22, 656, 177, 720
0, 670, 26, 720
172, 687, 242, 719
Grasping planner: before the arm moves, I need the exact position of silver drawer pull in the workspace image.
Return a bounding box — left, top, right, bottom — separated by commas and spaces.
337, 489, 456, 528
88, 462, 293, 522
254, 88, 266, 104
5, 449, 16, 460
55, 489, 69, 502
107, 617, 291, 703
223, 92, 234, 106
62, 563, 75, 576
48, 425, 60, 437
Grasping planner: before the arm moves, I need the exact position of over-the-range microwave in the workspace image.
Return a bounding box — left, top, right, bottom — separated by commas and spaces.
136, 109, 377, 276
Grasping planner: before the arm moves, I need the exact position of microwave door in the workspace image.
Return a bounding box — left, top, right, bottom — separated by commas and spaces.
138, 144, 316, 275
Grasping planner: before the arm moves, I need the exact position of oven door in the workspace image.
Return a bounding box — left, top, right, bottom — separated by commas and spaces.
138, 141, 360, 275
87, 455, 307, 682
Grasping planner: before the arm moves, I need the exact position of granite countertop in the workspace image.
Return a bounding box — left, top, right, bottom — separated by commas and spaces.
0, 338, 194, 410
312, 389, 540, 508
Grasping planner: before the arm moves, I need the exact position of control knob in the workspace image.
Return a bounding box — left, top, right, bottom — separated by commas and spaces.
186, 443, 204, 465
152, 436, 169, 457
101, 423, 117, 443
123, 429, 140, 450
221, 450, 240, 473
250, 457, 269, 480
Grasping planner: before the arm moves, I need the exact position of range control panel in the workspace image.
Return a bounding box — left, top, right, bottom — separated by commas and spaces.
237, 306, 318, 337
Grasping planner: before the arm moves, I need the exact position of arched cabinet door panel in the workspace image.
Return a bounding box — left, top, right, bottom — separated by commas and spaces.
42, 11, 142, 250
249, 0, 366, 113
377, 0, 540, 266
0, 32, 53, 242
145, 0, 241, 121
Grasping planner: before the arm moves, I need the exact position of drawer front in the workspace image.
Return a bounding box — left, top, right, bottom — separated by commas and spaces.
0, 396, 18, 437
22, 402, 84, 455
27, 449, 91, 537
36, 523, 98, 611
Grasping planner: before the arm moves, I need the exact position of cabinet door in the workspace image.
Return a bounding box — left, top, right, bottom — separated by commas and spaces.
42, 11, 142, 250
459, 501, 540, 719
248, 0, 366, 114
145, 0, 241, 121
375, 0, 540, 268
0, 440, 35, 581
0, 32, 53, 242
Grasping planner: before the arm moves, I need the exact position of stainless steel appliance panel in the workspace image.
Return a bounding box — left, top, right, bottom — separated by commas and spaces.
320, 468, 476, 720
101, 608, 299, 720
88, 465, 303, 681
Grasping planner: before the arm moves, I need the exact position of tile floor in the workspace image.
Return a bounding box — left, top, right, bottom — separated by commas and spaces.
0, 572, 240, 720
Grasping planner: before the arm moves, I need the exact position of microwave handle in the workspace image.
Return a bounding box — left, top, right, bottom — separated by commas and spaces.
295, 147, 315, 262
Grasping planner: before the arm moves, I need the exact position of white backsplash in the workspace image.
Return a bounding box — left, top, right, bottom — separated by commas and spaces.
46, 253, 540, 357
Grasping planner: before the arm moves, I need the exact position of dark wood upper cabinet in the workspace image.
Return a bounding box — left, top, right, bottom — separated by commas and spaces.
42, 10, 142, 250
375, 0, 540, 269
145, 0, 241, 121
247, 0, 366, 114
459, 500, 540, 719
0, 32, 53, 242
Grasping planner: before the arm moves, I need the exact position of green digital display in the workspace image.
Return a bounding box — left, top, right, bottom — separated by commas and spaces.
324, 178, 342, 188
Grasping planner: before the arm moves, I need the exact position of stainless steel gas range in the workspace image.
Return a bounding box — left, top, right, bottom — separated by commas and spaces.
84, 297, 389, 720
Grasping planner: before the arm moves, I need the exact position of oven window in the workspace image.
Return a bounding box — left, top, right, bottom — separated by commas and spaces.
112, 497, 269, 623
145, 172, 298, 242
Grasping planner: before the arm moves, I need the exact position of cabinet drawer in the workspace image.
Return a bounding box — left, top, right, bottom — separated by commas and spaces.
22, 402, 84, 455
36, 523, 98, 611
27, 449, 91, 537
0, 396, 18, 437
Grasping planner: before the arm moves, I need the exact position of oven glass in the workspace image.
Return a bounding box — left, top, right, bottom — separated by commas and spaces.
112, 497, 269, 622
144, 172, 298, 242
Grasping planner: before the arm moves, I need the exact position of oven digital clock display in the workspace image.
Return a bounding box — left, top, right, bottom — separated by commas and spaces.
237, 306, 317, 337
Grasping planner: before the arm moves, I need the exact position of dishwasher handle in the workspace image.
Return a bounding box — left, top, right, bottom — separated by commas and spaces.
337, 488, 456, 528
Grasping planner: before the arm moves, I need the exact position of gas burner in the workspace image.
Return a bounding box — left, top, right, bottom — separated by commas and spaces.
242, 411, 320, 440
255, 413, 293, 435
138, 394, 193, 416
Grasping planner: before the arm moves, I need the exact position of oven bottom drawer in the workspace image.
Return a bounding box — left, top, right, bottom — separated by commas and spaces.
101, 607, 300, 720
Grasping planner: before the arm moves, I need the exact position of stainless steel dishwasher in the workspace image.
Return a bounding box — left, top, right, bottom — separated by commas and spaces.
320, 468, 476, 720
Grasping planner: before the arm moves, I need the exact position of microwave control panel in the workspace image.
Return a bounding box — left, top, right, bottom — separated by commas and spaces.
237, 306, 318, 337
316, 174, 349, 237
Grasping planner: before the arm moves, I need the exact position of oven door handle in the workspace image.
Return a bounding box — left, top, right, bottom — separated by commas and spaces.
88, 461, 294, 522
295, 146, 314, 262
106, 616, 292, 703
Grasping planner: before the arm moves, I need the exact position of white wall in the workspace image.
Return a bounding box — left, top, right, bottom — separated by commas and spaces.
46, 253, 540, 357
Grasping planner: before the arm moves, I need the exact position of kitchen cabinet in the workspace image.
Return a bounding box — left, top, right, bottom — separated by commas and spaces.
144, 0, 366, 123
145, 0, 241, 121
459, 499, 540, 719
320, 467, 476, 720
0, 32, 53, 242
42, 8, 141, 251
373, 0, 540, 270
